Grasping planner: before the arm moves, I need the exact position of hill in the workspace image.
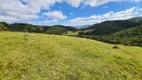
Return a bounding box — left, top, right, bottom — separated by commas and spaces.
0, 32, 142, 80
110, 25, 142, 46
44, 25, 77, 35
79, 25, 142, 46
0, 22, 78, 35
81, 20, 140, 35
128, 17, 142, 22
78, 17, 142, 46
45, 26, 67, 35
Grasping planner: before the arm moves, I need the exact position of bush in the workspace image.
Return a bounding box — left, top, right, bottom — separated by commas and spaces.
26, 26, 35, 32
113, 46, 119, 49
0, 24, 7, 31
35, 27, 44, 33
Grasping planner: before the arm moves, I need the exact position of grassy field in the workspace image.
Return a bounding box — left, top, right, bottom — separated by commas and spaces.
64, 31, 78, 36
0, 32, 142, 80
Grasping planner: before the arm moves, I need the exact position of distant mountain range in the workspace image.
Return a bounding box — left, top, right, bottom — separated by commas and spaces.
74, 25, 91, 29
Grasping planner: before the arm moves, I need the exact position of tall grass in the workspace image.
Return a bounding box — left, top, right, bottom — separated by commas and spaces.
0, 31, 142, 80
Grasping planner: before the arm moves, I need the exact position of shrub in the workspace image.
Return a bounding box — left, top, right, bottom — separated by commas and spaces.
35, 27, 44, 33
0, 24, 7, 31
113, 46, 119, 49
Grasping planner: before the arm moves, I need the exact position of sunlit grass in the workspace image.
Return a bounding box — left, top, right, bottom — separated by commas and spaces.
64, 31, 78, 36
0, 31, 142, 80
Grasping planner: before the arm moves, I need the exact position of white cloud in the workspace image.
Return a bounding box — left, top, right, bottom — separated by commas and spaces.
22, 0, 62, 11
0, 0, 64, 22
0, 0, 141, 23
82, 0, 142, 7
27, 7, 142, 26
70, 13, 73, 15
83, 0, 120, 7
0, 0, 39, 22
0, 16, 18, 22
44, 20, 58, 24
63, 0, 82, 7
27, 19, 59, 26
66, 7, 139, 26
43, 10, 67, 20
104, 6, 108, 8
131, 0, 141, 2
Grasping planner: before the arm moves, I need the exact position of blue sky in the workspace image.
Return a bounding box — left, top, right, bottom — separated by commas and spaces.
0, 0, 142, 26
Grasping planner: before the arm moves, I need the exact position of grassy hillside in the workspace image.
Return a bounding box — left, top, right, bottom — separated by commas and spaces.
0, 32, 142, 80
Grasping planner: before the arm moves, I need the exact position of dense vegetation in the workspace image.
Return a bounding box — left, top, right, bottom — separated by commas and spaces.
78, 17, 142, 46
0, 22, 77, 35
9, 23, 44, 33
110, 26, 142, 45
0, 32, 142, 80
80, 20, 142, 35
79, 26, 142, 46
0, 22, 9, 31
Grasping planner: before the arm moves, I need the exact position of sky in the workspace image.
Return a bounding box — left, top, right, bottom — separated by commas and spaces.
0, 0, 142, 27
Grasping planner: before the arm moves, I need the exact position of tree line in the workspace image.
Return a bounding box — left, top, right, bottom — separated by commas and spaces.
0, 22, 77, 35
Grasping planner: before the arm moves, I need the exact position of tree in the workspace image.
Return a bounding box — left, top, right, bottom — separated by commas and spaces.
35, 27, 44, 33
0, 23, 7, 31
26, 26, 35, 32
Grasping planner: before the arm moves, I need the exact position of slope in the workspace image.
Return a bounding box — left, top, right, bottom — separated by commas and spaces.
128, 17, 142, 22
79, 25, 142, 46
82, 20, 137, 35
110, 25, 142, 45
0, 32, 142, 80
80, 19, 142, 35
